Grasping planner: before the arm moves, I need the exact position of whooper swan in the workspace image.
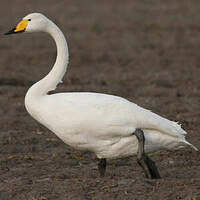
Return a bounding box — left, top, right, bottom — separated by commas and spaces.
5, 13, 198, 179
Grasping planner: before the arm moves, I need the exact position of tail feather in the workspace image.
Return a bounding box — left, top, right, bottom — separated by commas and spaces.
182, 140, 198, 151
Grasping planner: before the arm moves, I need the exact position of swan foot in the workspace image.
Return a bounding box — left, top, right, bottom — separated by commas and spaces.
134, 128, 161, 179
98, 158, 106, 177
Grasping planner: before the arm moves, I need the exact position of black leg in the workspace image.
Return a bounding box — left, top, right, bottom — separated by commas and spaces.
98, 158, 106, 177
134, 128, 161, 179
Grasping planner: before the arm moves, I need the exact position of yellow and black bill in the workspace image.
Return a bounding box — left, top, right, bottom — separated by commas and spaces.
4, 19, 29, 35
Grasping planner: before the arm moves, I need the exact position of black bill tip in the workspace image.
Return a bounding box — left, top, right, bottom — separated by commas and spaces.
4, 28, 16, 35
4, 28, 25, 35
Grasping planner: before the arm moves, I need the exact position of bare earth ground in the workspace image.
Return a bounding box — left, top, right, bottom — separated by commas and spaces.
0, 0, 200, 199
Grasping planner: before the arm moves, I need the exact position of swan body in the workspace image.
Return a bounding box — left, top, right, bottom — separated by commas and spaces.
6, 13, 198, 175
26, 91, 195, 159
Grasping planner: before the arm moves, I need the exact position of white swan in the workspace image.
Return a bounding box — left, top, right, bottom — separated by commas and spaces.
5, 13, 198, 179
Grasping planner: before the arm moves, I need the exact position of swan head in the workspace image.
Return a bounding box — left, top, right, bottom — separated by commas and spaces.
5, 13, 50, 35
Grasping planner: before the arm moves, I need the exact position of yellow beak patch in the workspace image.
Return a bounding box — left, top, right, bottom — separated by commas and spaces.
14, 19, 29, 33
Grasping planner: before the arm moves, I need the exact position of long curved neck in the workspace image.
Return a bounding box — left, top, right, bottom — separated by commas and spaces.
27, 21, 69, 97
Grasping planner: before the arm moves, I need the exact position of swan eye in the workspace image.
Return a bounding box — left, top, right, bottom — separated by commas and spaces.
28, 19, 31, 21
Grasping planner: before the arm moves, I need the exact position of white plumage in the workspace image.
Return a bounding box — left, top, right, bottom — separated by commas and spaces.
7, 13, 198, 165
26, 91, 197, 159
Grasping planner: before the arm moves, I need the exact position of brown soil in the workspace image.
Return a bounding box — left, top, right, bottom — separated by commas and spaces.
0, 0, 200, 199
